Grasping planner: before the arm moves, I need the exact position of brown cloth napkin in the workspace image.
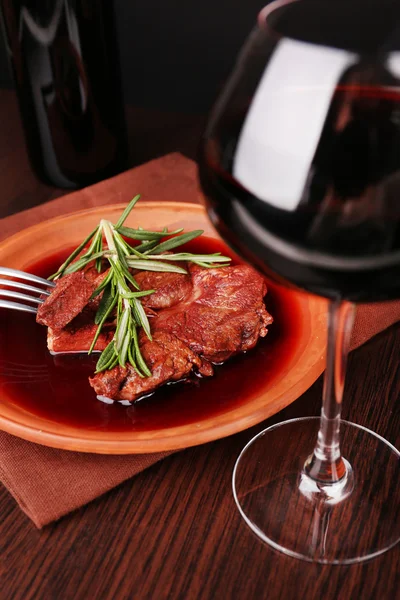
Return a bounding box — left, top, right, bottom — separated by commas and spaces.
0, 153, 399, 528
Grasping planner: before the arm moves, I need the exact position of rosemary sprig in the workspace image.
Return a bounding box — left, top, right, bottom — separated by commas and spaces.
115, 195, 141, 228
143, 230, 203, 254
90, 219, 153, 376
50, 195, 231, 376
127, 253, 231, 269
117, 226, 184, 241
126, 260, 188, 273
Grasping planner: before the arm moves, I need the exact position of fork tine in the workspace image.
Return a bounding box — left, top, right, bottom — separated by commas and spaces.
0, 299, 38, 314
0, 278, 51, 296
0, 289, 44, 304
0, 267, 55, 287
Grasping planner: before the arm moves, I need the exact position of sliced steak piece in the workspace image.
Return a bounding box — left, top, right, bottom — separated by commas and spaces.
152, 264, 273, 363
48, 307, 114, 353
90, 331, 213, 401
134, 268, 192, 309
37, 269, 107, 329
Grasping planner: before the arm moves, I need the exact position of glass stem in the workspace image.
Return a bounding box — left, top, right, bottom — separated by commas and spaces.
305, 300, 355, 483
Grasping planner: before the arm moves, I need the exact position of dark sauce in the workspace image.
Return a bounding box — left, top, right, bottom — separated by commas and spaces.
0, 238, 303, 432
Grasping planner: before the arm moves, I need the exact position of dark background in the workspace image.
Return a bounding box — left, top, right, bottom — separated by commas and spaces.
0, 0, 268, 113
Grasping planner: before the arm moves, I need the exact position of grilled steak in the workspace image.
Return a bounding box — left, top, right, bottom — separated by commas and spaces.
152, 264, 272, 363
37, 267, 107, 329
90, 264, 272, 400
90, 331, 213, 401
38, 261, 273, 401
134, 269, 192, 310
48, 307, 114, 354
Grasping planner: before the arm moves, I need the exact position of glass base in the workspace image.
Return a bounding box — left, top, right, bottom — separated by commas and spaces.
233, 417, 400, 564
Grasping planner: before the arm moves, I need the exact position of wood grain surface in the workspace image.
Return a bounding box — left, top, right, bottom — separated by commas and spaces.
0, 90, 399, 600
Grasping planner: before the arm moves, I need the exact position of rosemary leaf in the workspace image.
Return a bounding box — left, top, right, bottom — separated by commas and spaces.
126, 259, 187, 274
110, 260, 127, 290
94, 283, 116, 325
128, 245, 146, 258
115, 195, 141, 228
119, 333, 131, 367
95, 340, 117, 373
115, 307, 130, 352
95, 232, 103, 272
121, 289, 155, 299
115, 244, 135, 287
135, 240, 159, 253
119, 260, 140, 290
108, 355, 120, 371
191, 260, 230, 268
132, 326, 151, 377
132, 297, 152, 340
116, 226, 184, 241
90, 269, 113, 299
146, 230, 203, 254
49, 226, 99, 280
88, 293, 118, 354
117, 295, 122, 321
113, 231, 131, 256
130, 297, 141, 324
146, 253, 231, 263
109, 255, 139, 290
63, 251, 108, 275
128, 340, 144, 378
84, 226, 103, 257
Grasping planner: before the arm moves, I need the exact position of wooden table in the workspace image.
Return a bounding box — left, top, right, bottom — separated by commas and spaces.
0, 90, 399, 600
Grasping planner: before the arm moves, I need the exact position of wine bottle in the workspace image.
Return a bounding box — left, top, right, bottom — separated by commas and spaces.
0, 0, 128, 189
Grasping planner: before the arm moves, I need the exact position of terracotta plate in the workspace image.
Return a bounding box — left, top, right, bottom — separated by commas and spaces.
0, 202, 327, 453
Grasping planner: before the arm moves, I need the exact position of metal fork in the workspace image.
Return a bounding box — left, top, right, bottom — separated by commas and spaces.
0, 267, 55, 314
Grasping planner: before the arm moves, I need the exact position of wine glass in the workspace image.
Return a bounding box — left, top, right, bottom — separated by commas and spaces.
198, 0, 400, 563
